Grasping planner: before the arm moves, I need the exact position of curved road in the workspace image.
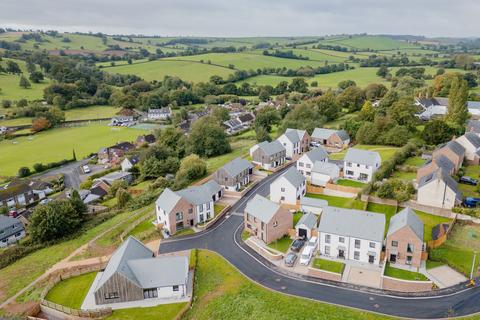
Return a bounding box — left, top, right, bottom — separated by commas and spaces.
159, 167, 480, 319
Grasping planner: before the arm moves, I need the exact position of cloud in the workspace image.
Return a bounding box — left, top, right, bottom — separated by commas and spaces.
0, 0, 478, 37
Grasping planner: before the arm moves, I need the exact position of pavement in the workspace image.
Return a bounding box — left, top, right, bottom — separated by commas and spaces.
158, 164, 480, 319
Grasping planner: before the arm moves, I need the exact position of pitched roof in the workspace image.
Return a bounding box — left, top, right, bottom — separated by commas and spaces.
318, 206, 386, 242
127, 256, 188, 288
220, 157, 253, 178
418, 168, 460, 199
125, 155, 140, 165
444, 140, 466, 157
238, 113, 255, 123
0, 182, 32, 202
300, 196, 329, 208
463, 132, 480, 149
281, 128, 307, 144
432, 223, 450, 241
343, 148, 381, 166
312, 161, 340, 175
387, 207, 424, 241
277, 167, 305, 188
257, 140, 285, 156
202, 180, 223, 197
245, 194, 280, 223
467, 120, 480, 134
101, 171, 132, 181
296, 212, 318, 230
0, 216, 24, 240
312, 128, 350, 141
138, 134, 156, 144
422, 155, 454, 174
176, 185, 213, 205
155, 188, 182, 212
302, 147, 328, 163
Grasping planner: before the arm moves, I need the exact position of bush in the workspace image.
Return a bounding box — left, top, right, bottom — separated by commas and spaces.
128, 189, 162, 210
18, 166, 31, 177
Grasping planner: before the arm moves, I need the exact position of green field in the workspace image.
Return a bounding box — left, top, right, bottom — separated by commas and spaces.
0, 123, 147, 176
320, 35, 417, 51
45, 272, 97, 309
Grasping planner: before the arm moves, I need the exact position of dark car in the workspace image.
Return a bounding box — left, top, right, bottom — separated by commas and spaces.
284, 252, 298, 267
463, 197, 480, 208
460, 176, 478, 186
290, 239, 305, 252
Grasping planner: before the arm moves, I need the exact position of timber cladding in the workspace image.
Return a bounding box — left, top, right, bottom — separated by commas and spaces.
94, 272, 143, 305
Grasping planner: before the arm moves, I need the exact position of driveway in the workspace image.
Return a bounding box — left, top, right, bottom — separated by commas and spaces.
346, 266, 382, 288
428, 265, 468, 288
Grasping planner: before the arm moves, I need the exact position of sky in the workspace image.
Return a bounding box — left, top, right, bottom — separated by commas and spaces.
0, 0, 478, 38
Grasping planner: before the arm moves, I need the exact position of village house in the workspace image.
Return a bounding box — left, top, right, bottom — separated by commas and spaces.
237, 113, 255, 127
416, 97, 480, 120
93, 236, 189, 306
300, 197, 328, 215
0, 215, 25, 247
270, 167, 306, 205
244, 194, 292, 244
98, 142, 135, 165
432, 140, 465, 172
455, 133, 480, 165
109, 116, 135, 127
250, 140, 286, 170
136, 134, 156, 146
466, 120, 480, 136
121, 155, 140, 172
97, 171, 134, 186
276, 128, 311, 160
295, 212, 318, 239
417, 168, 461, 209
385, 208, 425, 268
416, 155, 454, 182
296, 147, 329, 180
310, 162, 340, 187
318, 206, 385, 265
213, 157, 253, 191
343, 148, 381, 183
147, 107, 172, 121
311, 128, 350, 149
223, 118, 243, 135
0, 181, 36, 209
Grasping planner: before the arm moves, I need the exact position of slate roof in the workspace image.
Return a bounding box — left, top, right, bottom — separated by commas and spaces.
418, 168, 461, 200
443, 140, 466, 157
138, 134, 156, 144
156, 181, 217, 213
463, 132, 480, 149
238, 113, 255, 123
101, 171, 132, 182
125, 155, 140, 166
176, 186, 212, 205
0, 182, 32, 202
202, 180, 223, 197
467, 120, 480, 134
343, 148, 381, 166
245, 194, 280, 223
156, 188, 182, 213
257, 140, 285, 156
302, 147, 328, 163
311, 161, 340, 175
312, 128, 350, 141
278, 167, 305, 188
300, 196, 329, 208
318, 206, 386, 242
296, 212, 318, 230
387, 207, 424, 241
422, 155, 454, 174
221, 157, 253, 178
282, 128, 307, 144
0, 216, 24, 240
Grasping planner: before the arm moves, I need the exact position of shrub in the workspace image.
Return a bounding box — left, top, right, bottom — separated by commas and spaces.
18, 166, 31, 177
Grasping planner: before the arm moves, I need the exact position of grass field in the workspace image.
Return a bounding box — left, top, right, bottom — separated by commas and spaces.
45, 272, 97, 309
329, 145, 399, 161
305, 193, 366, 210
0, 122, 147, 176
320, 35, 417, 51
312, 258, 345, 274
384, 263, 429, 281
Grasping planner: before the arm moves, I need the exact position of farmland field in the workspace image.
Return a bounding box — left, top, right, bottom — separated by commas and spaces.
320, 35, 417, 51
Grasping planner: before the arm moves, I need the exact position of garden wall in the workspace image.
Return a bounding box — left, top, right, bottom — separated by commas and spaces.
245, 238, 283, 261
197, 204, 231, 230
307, 267, 342, 282
381, 276, 433, 292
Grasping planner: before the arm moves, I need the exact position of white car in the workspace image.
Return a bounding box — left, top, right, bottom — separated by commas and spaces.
82, 165, 91, 174
299, 246, 314, 266
306, 236, 318, 251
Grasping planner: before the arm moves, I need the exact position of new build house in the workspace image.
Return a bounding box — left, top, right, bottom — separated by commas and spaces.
270, 167, 306, 205
318, 206, 385, 265
147, 107, 172, 120
250, 140, 286, 170
343, 148, 381, 183
244, 194, 292, 244
417, 168, 461, 209
0, 216, 25, 247
416, 155, 455, 182
416, 97, 480, 120
213, 157, 253, 191
311, 162, 340, 187
296, 147, 329, 180
311, 128, 350, 149
93, 236, 189, 305
432, 140, 465, 172
276, 128, 310, 160
455, 133, 480, 165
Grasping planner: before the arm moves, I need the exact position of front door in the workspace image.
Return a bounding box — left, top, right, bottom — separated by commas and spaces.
368, 255, 375, 264
390, 254, 397, 263
338, 250, 345, 259
298, 228, 307, 239
190, 219, 194, 226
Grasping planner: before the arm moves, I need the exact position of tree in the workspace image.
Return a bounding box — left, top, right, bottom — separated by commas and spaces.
383, 125, 410, 146
358, 101, 376, 122
280, 103, 326, 134
32, 117, 51, 132
19, 76, 31, 89
141, 156, 179, 179
338, 80, 356, 90
211, 106, 230, 123
5, 60, 21, 74
187, 116, 231, 157
18, 167, 31, 177
313, 90, 340, 121
376, 66, 389, 78
310, 81, 318, 87
336, 85, 365, 112
288, 78, 308, 93
116, 188, 132, 209
16, 98, 28, 108
1, 100, 12, 108
387, 98, 418, 130
174, 154, 207, 188
255, 126, 271, 142
258, 89, 271, 102
446, 77, 469, 128
255, 106, 280, 132
421, 120, 455, 145
364, 83, 388, 100
29, 71, 44, 83
356, 122, 379, 144
70, 190, 87, 216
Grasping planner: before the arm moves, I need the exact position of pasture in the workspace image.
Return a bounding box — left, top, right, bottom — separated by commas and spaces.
320, 35, 418, 51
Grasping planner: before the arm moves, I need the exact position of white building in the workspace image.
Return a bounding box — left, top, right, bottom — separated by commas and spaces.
343, 148, 381, 182
296, 147, 328, 180
276, 128, 310, 160
318, 206, 385, 265
311, 162, 340, 187
121, 156, 140, 172
417, 168, 461, 209
270, 167, 306, 205
148, 107, 172, 120
0, 216, 25, 248
300, 197, 328, 215
455, 133, 480, 164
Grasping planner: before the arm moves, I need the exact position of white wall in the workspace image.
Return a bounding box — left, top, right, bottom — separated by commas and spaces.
456, 136, 477, 161
343, 161, 379, 182
301, 204, 323, 215
417, 181, 457, 209
196, 201, 214, 223
318, 232, 382, 265
156, 206, 170, 231
156, 284, 186, 299
297, 156, 327, 180
270, 177, 306, 205
0, 230, 26, 248
277, 135, 296, 159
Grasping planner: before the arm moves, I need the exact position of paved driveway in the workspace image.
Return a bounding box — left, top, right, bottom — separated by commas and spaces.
428, 265, 468, 288
347, 266, 382, 288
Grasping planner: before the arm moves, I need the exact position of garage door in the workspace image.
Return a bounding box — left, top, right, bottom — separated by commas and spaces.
298, 228, 307, 238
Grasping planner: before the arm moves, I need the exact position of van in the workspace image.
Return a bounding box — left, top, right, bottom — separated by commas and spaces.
306, 236, 318, 251
82, 165, 91, 174
299, 246, 314, 266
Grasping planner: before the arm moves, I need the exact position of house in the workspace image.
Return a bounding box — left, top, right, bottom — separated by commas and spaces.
91, 179, 112, 195
201, 180, 224, 202
80, 190, 102, 204
416, 97, 480, 120
237, 113, 255, 127
148, 107, 172, 120
318, 206, 385, 265
0, 126, 7, 135
0, 216, 25, 247
296, 147, 329, 180
223, 118, 243, 135
97, 171, 134, 186
109, 116, 134, 127
270, 167, 306, 205
432, 140, 465, 172
0, 181, 35, 209
250, 140, 286, 170
300, 197, 328, 215
311, 162, 340, 187
276, 128, 311, 160
417, 168, 461, 209
311, 128, 350, 149
93, 236, 189, 305
295, 212, 318, 239
455, 133, 480, 164
213, 157, 253, 191
121, 155, 140, 172
244, 194, 292, 244
466, 120, 480, 136
385, 208, 424, 268
98, 142, 135, 165
343, 148, 381, 183
136, 134, 156, 146
416, 155, 455, 182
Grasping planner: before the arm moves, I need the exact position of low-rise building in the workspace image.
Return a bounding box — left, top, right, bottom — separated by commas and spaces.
311, 162, 340, 187
109, 116, 134, 126
343, 148, 381, 183
136, 134, 156, 146
295, 212, 318, 239
270, 167, 306, 205
455, 133, 480, 165
147, 107, 172, 120
98, 142, 135, 165
432, 140, 465, 172
213, 157, 253, 191
300, 197, 329, 215
97, 171, 134, 186
0, 181, 35, 209
250, 140, 286, 170
416, 155, 454, 182
244, 194, 292, 244
311, 128, 350, 149
417, 168, 461, 209
296, 147, 328, 180
0, 216, 25, 247
276, 128, 310, 160
121, 155, 140, 172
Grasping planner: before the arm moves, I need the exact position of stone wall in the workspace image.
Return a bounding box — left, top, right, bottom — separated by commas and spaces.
381, 276, 433, 292
245, 238, 283, 261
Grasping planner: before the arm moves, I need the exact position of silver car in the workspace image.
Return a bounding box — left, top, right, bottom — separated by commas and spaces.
284, 252, 298, 267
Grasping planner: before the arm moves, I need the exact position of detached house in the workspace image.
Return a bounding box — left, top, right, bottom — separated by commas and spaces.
455, 133, 480, 165
0, 216, 25, 247
0, 181, 35, 209
318, 207, 385, 265
276, 128, 310, 160
250, 141, 286, 170
244, 194, 292, 244
213, 157, 253, 191
296, 147, 329, 180
343, 148, 381, 183
136, 134, 156, 146
417, 168, 461, 209
386, 208, 424, 268
121, 155, 140, 172
270, 167, 306, 205
416, 155, 454, 182
148, 107, 172, 120
432, 140, 465, 172
98, 142, 135, 165
311, 162, 340, 187
109, 116, 134, 127
311, 128, 350, 149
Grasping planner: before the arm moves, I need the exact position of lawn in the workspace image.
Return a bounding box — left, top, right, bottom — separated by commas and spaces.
214, 203, 226, 216
320, 35, 417, 51
126, 217, 161, 243
459, 165, 480, 197
0, 123, 148, 176
293, 211, 303, 226
384, 263, 429, 281
268, 235, 292, 253
312, 258, 345, 274
412, 209, 452, 242
366, 202, 398, 233
329, 145, 399, 161
336, 179, 366, 188
305, 193, 366, 210
45, 272, 97, 309
426, 260, 444, 270
404, 156, 425, 167
107, 303, 187, 320
174, 228, 195, 237
429, 245, 478, 277
391, 170, 416, 181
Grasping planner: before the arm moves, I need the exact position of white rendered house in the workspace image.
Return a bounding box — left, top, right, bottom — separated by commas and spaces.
270, 167, 306, 205
343, 148, 381, 183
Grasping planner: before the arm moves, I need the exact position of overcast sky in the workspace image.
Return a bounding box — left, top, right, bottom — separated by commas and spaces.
0, 0, 478, 38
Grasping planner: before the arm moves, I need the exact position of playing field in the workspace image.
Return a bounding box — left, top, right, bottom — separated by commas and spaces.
0, 123, 148, 176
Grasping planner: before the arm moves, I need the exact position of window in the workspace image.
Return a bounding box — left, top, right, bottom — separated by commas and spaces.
391, 241, 398, 247
281, 188, 285, 192
407, 243, 414, 253
173, 285, 179, 292
306, 172, 311, 176
325, 246, 330, 255
365, 165, 369, 169
354, 251, 360, 260
339, 237, 345, 243
199, 205, 204, 213
298, 162, 304, 167
346, 170, 354, 176
105, 292, 119, 300
175, 212, 183, 222
354, 239, 361, 249
369, 242, 375, 248
325, 234, 331, 244
347, 162, 352, 167
188, 208, 193, 214
206, 202, 211, 210
406, 256, 412, 265
306, 164, 311, 168
143, 289, 158, 299
273, 221, 278, 227
281, 196, 285, 201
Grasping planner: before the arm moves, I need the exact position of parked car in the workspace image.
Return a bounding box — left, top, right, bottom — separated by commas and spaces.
460, 176, 478, 186
299, 246, 314, 266
40, 198, 53, 205
463, 197, 480, 208
82, 165, 91, 174
306, 236, 318, 251
284, 252, 298, 267
290, 239, 305, 252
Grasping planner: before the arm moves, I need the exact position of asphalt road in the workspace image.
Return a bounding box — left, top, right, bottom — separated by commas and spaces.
159, 166, 480, 319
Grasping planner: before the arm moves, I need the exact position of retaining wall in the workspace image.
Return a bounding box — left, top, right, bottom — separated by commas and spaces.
307, 267, 342, 282
245, 238, 283, 261
381, 276, 433, 292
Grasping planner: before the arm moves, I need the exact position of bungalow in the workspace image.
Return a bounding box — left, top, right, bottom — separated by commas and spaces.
296, 147, 329, 180
97, 171, 134, 186
98, 142, 135, 165
311, 128, 350, 149
223, 118, 243, 135
318, 206, 385, 265
343, 148, 381, 183
295, 212, 318, 239
0, 181, 35, 209
0, 216, 25, 247
136, 134, 156, 146
213, 157, 253, 191
416, 155, 455, 182
466, 120, 480, 136
300, 197, 328, 215
121, 155, 140, 172
109, 116, 134, 127
270, 167, 306, 205
276, 128, 310, 160
250, 140, 286, 170
237, 113, 255, 127
385, 208, 424, 268
455, 133, 480, 165
311, 162, 340, 187
93, 236, 189, 305
244, 194, 292, 244
147, 107, 172, 120
416, 97, 480, 120
417, 168, 461, 209
432, 140, 465, 172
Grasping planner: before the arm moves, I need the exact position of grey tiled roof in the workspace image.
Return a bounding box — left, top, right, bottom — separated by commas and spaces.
102, 171, 132, 181
283, 128, 307, 144
464, 132, 480, 149
245, 194, 280, 223
0, 216, 24, 241
303, 147, 328, 163
387, 207, 424, 241
221, 157, 253, 178
278, 167, 305, 188
156, 188, 182, 213
467, 120, 480, 133
444, 140, 466, 157
257, 140, 285, 156
343, 148, 381, 166
422, 155, 454, 174
202, 180, 223, 197
312, 128, 350, 142
300, 196, 329, 208
296, 212, 318, 230
177, 186, 213, 205
418, 168, 460, 198
312, 161, 340, 175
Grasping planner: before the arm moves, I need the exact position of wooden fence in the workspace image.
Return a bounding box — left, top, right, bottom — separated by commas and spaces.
120, 211, 155, 241
427, 216, 457, 249
40, 300, 112, 318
